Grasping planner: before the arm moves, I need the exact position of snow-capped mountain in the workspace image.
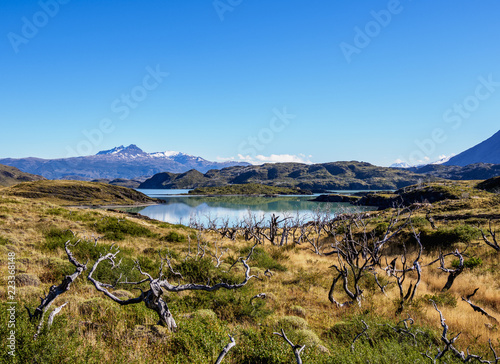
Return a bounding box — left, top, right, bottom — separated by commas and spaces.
390, 161, 412, 169
0, 145, 249, 181
431, 155, 453, 165
391, 155, 453, 169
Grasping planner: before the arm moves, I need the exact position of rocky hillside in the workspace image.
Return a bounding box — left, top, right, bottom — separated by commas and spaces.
139, 161, 435, 191
0, 164, 45, 187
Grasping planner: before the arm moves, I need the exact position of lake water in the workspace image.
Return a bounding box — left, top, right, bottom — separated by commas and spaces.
131, 189, 376, 227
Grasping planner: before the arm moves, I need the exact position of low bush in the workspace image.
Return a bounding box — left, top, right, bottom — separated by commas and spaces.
420, 224, 481, 249
422, 292, 458, 308
92, 217, 156, 241
239, 246, 287, 272
452, 256, 483, 269
161, 231, 186, 242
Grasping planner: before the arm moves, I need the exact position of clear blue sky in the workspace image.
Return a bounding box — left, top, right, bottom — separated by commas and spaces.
1, 0, 499, 166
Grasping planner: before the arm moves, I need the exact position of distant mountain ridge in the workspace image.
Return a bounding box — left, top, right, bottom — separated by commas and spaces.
139, 161, 435, 191
0, 145, 249, 181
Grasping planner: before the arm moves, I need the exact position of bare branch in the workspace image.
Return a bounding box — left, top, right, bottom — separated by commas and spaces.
250, 293, 267, 306
215, 334, 236, 364
481, 220, 500, 252
273, 329, 305, 364
351, 320, 370, 351
26, 240, 87, 338
461, 288, 499, 324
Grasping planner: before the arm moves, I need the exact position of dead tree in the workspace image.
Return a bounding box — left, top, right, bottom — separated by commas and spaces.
370, 207, 412, 266
426, 211, 437, 230
241, 211, 265, 242
303, 209, 328, 254
424, 300, 499, 363
208, 240, 229, 268
328, 247, 369, 308
218, 217, 239, 241
325, 210, 415, 308
86, 243, 259, 332
26, 240, 87, 338
262, 213, 280, 245
438, 249, 465, 291
382, 314, 425, 346
278, 215, 292, 246
290, 211, 306, 245
481, 220, 499, 252
461, 288, 499, 324
387, 231, 423, 315
273, 329, 305, 364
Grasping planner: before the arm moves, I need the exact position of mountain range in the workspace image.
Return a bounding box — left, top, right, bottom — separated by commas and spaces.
138, 161, 434, 191
0, 145, 249, 181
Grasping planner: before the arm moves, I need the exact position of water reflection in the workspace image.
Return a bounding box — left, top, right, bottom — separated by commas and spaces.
129, 194, 375, 227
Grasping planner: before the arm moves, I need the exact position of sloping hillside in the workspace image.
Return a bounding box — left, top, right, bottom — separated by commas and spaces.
444, 129, 500, 166
0, 164, 45, 187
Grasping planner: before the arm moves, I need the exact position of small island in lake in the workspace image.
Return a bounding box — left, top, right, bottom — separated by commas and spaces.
188, 183, 312, 196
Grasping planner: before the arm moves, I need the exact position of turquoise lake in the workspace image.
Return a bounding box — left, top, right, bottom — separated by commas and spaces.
131, 189, 377, 227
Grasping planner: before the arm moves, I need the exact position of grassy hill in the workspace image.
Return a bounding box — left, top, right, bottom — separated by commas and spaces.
3, 180, 161, 206
0, 164, 45, 187
139, 161, 435, 191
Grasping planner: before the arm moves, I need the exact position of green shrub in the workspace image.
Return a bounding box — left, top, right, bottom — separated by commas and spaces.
92, 217, 156, 241
452, 256, 483, 269
410, 216, 429, 228
239, 246, 287, 272
45, 207, 65, 216
161, 231, 186, 242
420, 224, 481, 249
42, 227, 79, 251
164, 314, 227, 363
374, 222, 389, 236
278, 315, 309, 330
295, 329, 322, 346
422, 292, 457, 308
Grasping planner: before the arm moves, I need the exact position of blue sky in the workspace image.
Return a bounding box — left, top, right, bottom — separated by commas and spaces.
1, 0, 499, 166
